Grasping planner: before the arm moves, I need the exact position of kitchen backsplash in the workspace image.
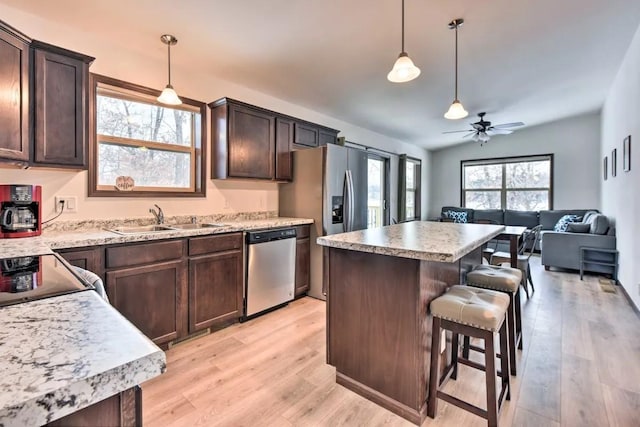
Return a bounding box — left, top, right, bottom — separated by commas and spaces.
43, 210, 278, 233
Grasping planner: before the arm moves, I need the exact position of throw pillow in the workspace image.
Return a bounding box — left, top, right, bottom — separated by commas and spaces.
444, 210, 468, 223
566, 223, 590, 233
588, 214, 610, 235
553, 214, 582, 232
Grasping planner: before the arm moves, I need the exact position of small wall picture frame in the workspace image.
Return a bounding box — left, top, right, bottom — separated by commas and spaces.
623, 135, 631, 172
604, 156, 608, 180
611, 148, 617, 177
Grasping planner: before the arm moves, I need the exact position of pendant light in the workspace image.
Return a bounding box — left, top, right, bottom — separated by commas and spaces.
387, 0, 421, 83
157, 34, 182, 105
444, 19, 468, 119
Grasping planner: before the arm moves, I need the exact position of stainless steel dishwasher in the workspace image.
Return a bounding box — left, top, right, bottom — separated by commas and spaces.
244, 228, 296, 319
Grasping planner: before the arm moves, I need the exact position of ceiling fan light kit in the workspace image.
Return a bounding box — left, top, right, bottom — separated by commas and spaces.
158, 34, 182, 105
387, 0, 420, 83
444, 18, 468, 120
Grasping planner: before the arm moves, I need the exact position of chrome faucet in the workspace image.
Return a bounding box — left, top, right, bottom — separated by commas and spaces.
149, 204, 164, 224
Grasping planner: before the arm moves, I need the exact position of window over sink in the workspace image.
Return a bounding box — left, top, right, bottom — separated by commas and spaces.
461, 154, 553, 210
89, 74, 207, 196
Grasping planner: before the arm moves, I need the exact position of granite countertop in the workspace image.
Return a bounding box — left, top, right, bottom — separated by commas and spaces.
44, 217, 314, 251
0, 291, 166, 427
317, 221, 505, 262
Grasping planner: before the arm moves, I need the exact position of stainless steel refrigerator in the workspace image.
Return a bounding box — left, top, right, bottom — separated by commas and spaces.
279, 144, 368, 300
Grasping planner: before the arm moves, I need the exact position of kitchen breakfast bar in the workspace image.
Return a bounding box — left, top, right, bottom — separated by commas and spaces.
317, 221, 505, 425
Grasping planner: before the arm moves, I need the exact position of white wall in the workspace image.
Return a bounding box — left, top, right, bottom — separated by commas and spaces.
0, 4, 429, 222
601, 23, 640, 309
428, 112, 601, 218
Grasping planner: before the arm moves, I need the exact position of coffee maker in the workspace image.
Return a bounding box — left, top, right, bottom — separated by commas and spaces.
0, 185, 42, 238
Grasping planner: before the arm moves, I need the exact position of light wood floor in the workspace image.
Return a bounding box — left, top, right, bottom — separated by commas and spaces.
143, 257, 640, 426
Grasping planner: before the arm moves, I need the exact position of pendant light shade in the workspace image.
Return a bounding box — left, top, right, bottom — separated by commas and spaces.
387, 0, 420, 83
444, 19, 467, 119
158, 34, 182, 106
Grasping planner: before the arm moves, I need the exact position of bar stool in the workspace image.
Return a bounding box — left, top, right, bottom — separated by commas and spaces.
465, 265, 523, 376
428, 286, 511, 427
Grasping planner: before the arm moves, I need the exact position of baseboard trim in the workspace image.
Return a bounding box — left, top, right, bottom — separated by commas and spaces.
618, 281, 640, 318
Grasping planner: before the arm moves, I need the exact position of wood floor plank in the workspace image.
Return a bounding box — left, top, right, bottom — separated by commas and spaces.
142, 257, 640, 427
560, 353, 609, 427
601, 384, 640, 427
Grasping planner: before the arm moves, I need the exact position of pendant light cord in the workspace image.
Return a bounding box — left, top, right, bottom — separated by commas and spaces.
454, 24, 459, 100
167, 43, 172, 86
401, 0, 405, 53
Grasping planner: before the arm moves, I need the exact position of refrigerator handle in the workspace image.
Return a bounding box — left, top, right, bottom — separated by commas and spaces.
347, 170, 355, 232
342, 170, 350, 233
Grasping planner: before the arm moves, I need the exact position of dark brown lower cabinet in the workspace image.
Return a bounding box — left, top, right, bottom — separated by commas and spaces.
295, 225, 311, 297
45, 386, 141, 427
189, 250, 243, 332
57, 247, 102, 278
106, 260, 188, 345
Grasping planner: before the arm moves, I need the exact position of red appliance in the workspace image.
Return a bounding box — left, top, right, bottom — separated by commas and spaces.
0, 185, 42, 238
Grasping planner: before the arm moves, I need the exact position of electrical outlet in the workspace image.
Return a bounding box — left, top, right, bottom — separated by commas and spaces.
55, 196, 78, 213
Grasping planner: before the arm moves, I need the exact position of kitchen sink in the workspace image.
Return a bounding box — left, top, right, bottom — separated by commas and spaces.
107, 225, 177, 235
170, 223, 227, 229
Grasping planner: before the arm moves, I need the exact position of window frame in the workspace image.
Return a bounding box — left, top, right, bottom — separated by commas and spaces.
398, 155, 422, 222
460, 154, 554, 210
88, 73, 207, 197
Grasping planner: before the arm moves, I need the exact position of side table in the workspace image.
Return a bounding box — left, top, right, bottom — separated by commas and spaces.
579, 246, 618, 281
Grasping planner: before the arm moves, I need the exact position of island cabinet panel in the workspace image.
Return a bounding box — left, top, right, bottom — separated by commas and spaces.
0, 23, 30, 162
294, 225, 310, 297
46, 386, 141, 427
106, 259, 188, 345
325, 246, 470, 425
275, 117, 293, 181
188, 232, 243, 332
32, 42, 92, 168
57, 247, 103, 279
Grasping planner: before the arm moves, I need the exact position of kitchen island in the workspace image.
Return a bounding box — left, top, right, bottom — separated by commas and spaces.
317, 221, 504, 425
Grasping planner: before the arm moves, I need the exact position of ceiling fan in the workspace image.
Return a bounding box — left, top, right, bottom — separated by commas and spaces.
443, 112, 525, 144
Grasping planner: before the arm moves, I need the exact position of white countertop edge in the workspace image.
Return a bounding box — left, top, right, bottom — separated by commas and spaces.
1, 351, 165, 427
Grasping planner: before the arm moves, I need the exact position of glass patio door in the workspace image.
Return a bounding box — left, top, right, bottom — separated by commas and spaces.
367, 154, 389, 228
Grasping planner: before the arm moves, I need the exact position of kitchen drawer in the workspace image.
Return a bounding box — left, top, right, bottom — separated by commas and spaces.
188, 232, 243, 256
295, 224, 310, 239
105, 239, 184, 269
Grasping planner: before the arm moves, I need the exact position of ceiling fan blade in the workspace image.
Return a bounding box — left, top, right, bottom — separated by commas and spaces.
492, 122, 525, 129
442, 130, 473, 134
488, 128, 513, 135
463, 131, 477, 138
471, 123, 484, 130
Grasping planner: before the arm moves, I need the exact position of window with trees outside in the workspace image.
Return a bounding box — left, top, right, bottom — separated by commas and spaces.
89, 74, 206, 196
398, 155, 421, 221
461, 155, 553, 210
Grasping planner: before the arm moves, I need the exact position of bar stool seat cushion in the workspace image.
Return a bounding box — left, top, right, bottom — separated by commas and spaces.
431, 285, 510, 332
467, 265, 522, 293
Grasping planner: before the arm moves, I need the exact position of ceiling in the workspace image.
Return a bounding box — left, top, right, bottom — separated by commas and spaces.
3, 0, 640, 149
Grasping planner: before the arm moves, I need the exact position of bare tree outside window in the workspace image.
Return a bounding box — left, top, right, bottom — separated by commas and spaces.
462, 156, 552, 210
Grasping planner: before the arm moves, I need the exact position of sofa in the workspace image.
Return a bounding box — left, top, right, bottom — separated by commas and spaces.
439, 207, 616, 275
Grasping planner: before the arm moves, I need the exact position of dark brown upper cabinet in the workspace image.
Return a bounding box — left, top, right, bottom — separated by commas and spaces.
0, 21, 30, 163
31, 41, 93, 168
293, 122, 319, 148
0, 19, 93, 169
275, 117, 294, 181
211, 98, 275, 180
210, 97, 339, 182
